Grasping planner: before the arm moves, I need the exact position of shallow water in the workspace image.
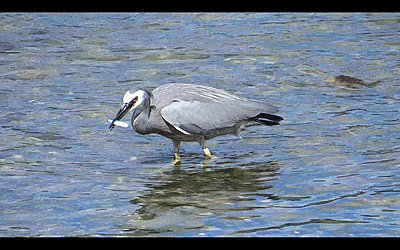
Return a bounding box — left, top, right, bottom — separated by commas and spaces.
1, 13, 399, 237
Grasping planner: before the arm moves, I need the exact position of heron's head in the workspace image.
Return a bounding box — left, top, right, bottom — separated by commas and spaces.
109, 89, 150, 130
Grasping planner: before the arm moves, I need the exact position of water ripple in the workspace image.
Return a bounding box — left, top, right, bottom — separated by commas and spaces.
231, 218, 369, 235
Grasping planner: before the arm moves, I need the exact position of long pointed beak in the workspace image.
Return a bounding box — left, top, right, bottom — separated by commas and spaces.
109, 103, 130, 131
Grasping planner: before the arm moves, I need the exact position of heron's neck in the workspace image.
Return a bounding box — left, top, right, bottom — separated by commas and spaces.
131, 101, 151, 134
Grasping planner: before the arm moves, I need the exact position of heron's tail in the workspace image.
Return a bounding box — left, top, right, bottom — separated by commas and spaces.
251, 113, 283, 126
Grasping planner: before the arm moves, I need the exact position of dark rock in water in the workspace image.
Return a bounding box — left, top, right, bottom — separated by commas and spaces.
337, 75, 364, 85
328, 75, 366, 85
325, 74, 376, 90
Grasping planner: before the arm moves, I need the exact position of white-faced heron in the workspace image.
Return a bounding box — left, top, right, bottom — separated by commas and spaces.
109, 83, 283, 164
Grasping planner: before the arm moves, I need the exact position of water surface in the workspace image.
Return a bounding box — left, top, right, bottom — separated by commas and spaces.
0, 13, 399, 236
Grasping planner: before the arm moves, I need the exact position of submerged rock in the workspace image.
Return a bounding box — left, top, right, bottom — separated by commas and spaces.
327, 75, 366, 85
326, 75, 379, 90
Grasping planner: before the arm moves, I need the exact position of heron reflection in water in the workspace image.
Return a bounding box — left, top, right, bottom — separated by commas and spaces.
124, 161, 281, 235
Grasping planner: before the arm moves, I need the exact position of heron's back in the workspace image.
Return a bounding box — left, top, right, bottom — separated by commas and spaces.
151, 83, 243, 108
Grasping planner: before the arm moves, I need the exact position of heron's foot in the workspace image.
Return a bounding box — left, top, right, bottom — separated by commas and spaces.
203, 148, 213, 159
173, 153, 182, 165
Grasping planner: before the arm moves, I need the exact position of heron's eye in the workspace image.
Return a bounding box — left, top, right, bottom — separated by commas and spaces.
130, 97, 138, 105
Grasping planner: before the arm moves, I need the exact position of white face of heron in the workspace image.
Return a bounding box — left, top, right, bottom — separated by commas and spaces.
123, 89, 147, 111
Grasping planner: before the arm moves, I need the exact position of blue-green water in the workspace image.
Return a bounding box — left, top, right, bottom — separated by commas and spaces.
1, 13, 399, 236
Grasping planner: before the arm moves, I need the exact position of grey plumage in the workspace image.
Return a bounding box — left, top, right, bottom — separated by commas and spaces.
109, 83, 283, 163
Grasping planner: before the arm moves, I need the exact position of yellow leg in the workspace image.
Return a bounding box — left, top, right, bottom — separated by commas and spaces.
203, 148, 212, 158
173, 153, 181, 165
172, 140, 181, 165
199, 138, 213, 159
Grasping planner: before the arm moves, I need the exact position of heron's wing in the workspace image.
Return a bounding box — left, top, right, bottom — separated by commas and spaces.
160, 100, 275, 135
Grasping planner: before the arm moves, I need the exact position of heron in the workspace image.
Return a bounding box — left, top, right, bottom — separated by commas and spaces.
109, 83, 283, 164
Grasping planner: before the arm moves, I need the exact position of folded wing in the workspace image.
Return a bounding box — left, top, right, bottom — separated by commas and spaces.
161, 100, 280, 135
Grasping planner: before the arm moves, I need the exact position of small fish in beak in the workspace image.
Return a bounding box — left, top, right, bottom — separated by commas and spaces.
109, 98, 136, 130
108, 119, 129, 129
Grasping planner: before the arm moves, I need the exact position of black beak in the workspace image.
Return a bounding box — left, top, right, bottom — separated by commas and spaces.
109, 103, 131, 131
